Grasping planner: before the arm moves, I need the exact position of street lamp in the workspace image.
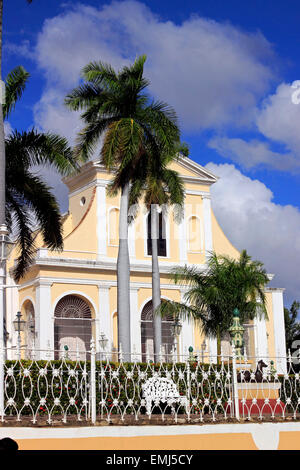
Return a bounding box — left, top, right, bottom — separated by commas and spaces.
98, 332, 108, 361
171, 316, 182, 360
171, 316, 182, 337
0, 225, 14, 261
13, 311, 26, 357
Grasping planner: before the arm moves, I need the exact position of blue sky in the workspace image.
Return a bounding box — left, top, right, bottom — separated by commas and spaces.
3, 0, 300, 306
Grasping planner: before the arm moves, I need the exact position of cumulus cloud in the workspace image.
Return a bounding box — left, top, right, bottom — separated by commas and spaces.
30, 0, 275, 141
4, 121, 12, 137
206, 162, 300, 304
208, 136, 300, 172
209, 82, 300, 172
256, 82, 300, 154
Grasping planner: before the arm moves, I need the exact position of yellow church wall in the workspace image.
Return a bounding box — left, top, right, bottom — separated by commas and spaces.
211, 209, 240, 259
110, 286, 117, 314
95, 169, 111, 183
161, 288, 181, 303
106, 192, 120, 259
61, 213, 73, 238
37, 267, 116, 282
265, 291, 276, 359
15, 266, 40, 286
68, 184, 96, 230
194, 322, 206, 352
47, 190, 98, 258
19, 285, 36, 309
137, 287, 181, 313
168, 211, 179, 262
185, 182, 211, 192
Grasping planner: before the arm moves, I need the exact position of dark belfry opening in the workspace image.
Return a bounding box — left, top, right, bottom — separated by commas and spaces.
147, 211, 167, 257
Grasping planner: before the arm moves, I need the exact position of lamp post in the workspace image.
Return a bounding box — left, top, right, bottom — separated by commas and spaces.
171, 316, 182, 361
0, 224, 13, 350
98, 332, 108, 361
229, 308, 245, 360
13, 311, 26, 358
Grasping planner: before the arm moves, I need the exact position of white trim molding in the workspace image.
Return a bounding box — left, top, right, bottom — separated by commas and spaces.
35, 281, 53, 359
96, 185, 107, 257
97, 286, 111, 352
202, 194, 213, 259
271, 289, 287, 374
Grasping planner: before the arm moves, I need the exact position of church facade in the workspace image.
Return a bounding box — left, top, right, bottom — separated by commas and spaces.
5, 156, 286, 369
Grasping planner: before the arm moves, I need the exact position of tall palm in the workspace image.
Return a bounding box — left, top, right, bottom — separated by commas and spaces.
159, 250, 270, 360
65, 55, 180, 359
0, 0, 35, 348
0, 0, 34, 229
4, 66, 77, 281
284, 301, 300, 352
129, 146, 185, 361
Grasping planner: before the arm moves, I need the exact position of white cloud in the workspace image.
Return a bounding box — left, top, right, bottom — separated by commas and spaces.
206, 162, 300, 304
208, 136, 300, 172
4, 121, 12, 137
209, 82, 300, 172
256, 82, 300, 154
31, 0, 275, 141
33, 88, 82, 143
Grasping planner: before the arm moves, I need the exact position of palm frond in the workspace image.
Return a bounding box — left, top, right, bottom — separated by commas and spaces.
3, 66, 30, 119
8, 170, 63, 251
6, 192, 37, 282
5, 129, 77, 176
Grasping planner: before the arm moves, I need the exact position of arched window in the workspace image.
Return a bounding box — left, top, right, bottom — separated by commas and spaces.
147, 211, 167, 257
187, 216, 202, 252
141, 300, 174, 362
108, 208, 119, 246
54, 295, 92, 360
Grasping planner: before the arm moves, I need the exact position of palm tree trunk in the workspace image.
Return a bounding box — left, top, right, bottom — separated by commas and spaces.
0, 0, 6, 351
117, 182, 131, 361
151, 204, 162, 362
0, 0, 5, 227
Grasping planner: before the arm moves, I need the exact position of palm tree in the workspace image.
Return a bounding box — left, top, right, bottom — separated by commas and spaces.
158, 250, 270, 360
284, 301, 300, 352
4, 66, 77, 281
129, 145, 185, 361
0, 0, 34, 231
0, 0, 35, 348
65, 55, 180, 359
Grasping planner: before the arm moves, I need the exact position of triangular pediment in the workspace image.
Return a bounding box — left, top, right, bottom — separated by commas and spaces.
169, 155, 219, 185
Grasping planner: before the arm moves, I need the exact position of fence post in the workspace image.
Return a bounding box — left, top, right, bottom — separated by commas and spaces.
90, 339, 96, 424
0, 340, 4, 421
231, 344, 240, 421
186, 358, 191, 421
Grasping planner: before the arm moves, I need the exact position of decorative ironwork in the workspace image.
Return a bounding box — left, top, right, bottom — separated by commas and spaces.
1, 345, 300, 425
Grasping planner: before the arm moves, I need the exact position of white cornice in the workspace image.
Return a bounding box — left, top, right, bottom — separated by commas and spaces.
176, 155, 219, 184
31, 255, 206, 274
17, 275, 189, 292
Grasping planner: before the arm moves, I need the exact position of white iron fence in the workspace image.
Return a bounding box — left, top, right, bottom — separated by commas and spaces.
0, 341, 299, 425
